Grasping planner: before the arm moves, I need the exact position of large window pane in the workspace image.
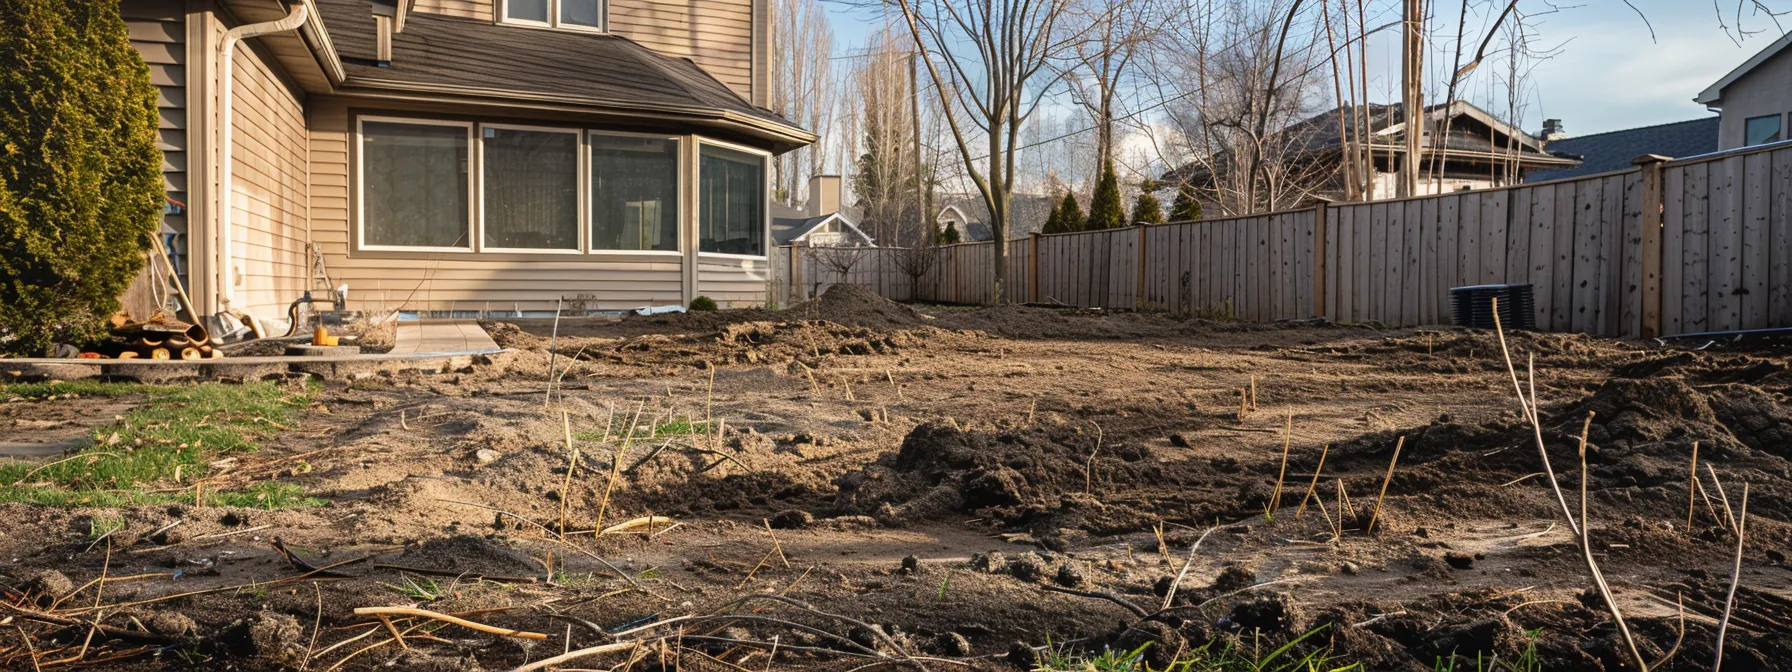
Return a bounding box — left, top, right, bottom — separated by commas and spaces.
361, 121, 468, 249
1746, 115, 1782, 146
483, 127, 579, 250
561, 0, 602, 27
506, 0, 548, 22
592, 134, 678, 251
699, 144, 766, 255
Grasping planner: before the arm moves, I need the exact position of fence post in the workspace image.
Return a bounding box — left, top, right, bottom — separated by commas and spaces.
1633, 154, 1669, 339
789, 242, 806, 302
1312, 201, 1329, 319
1136, 226, 1148, 310
1029, 233, 1042, 304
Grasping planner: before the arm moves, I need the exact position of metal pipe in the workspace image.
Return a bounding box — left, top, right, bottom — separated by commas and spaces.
218, 2, 310, 312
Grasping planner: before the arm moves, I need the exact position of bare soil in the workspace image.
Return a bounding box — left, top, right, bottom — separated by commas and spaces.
3, 284, 1791, 670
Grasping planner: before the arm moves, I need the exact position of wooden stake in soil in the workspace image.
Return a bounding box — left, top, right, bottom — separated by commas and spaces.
1337, 479, 1355, 530
1707, 462, 1738, 530
544, 297, 563, 406
1268, 413, 1293, 517
1575, 411, 1647, 671
557, 411, 579, 536
1237, 388, 1249, 421
594, 402, 644, 531
1249, 375, 1258, 410
1295, 444, 1331, 518
1687, 442, 1700, 535
1365, 436, 1405, 534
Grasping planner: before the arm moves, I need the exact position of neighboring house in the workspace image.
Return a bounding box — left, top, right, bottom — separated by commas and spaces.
933, 194, 1055, 242
1530, 117, 1721, 182
1696, 31, 1792, 150
1164, 100, 1579, 208
120, 0, 813, 321
773, 176, 874, 247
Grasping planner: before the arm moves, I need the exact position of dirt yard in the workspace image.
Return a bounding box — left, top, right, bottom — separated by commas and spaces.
3, 285, 1790, 670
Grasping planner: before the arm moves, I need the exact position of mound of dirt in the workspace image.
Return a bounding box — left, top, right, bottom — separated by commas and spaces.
832, 422, 1260, 540
782, 283, 929, 331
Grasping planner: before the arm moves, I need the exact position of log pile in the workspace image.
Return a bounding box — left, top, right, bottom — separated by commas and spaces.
89, 317, 222, 360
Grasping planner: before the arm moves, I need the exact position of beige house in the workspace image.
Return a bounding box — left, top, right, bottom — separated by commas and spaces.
122, 0, 813, 323
1697, 31, 1792, 150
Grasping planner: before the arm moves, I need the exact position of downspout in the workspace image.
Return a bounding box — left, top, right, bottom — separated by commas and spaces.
217, 2, 310, 313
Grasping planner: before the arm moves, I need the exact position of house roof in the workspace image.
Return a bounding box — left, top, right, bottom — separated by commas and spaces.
1530, 117, 1720, 181
1696, 31, 1792, 106
772, 204, 871, 245
934, 195, 1056, 241
311, 0, 815, 151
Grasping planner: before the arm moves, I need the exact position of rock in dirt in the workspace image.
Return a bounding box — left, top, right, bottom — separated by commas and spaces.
769, 509, 814, 529
935, 632, 973, 657
1209, 564, 1256, 592
219, 611, 305, 665
20, 570, 73, 604
970, 551, 1007, 574
1054, 562, 1086, 587
1006, 553, 1047, 582
475, 448, 501, 464
148, 611, 197, 637
1005, 641, 1038, 668
900, 555, 920, 574
1223, 594, 1300, 633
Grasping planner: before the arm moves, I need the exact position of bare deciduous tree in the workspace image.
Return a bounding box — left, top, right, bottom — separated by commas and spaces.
770, 0, 838, 206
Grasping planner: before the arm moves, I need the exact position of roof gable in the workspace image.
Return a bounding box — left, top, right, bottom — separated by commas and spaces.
1697, 31, 1792, 106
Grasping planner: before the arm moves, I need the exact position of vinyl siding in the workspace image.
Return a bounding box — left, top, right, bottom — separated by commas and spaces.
223, 28, 312, 319
405, 0, 756, 100
307, 97, 688, 313
123, 0, 187, 234
697, 256, 770, 308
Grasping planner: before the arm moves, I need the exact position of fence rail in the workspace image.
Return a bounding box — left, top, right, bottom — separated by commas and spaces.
775, 141, 1792, 339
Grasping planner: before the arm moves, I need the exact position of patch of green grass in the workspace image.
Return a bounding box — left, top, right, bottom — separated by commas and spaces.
0, 381, 319, 509
1032, 626, 1360, 672
0, 379, 157, 400
384, 575, 446, 601
574, 417, 712, 442
87, 514, 125, 539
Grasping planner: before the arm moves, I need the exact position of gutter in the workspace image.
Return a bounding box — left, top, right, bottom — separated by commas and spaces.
218, 2, 311, 313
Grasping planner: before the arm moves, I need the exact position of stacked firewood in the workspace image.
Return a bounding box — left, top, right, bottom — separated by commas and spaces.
95, 317, 223, 360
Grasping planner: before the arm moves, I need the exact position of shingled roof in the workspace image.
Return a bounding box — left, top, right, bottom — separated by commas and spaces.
312, 0, 813, 150
1530, 117, 1720, 182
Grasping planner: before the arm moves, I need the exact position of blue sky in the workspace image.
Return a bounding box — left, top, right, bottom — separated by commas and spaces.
821, 1, 1785, 139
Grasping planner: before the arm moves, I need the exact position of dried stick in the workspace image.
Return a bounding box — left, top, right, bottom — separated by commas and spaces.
1295, 444, 1330, 518
1248, 374, 1258, 410
1083, 422, 1103, 494
509, 641, 645, 672
351, 607, 547, 640
1337, 479, 1356, 530
594, 402, 645, 530
762, 519, 790, 568
1491, 299, 1582, 537
557, 411, 578, 536
1713, 483, 1749, 672
1687, 442, 1700, 535
1575, 411, 1646, 671
1365, 436, 1405, 534
544, 296, 562, 406
1696, 473, 1729, 532
1160, 523, 1225, 610
1707, 462, 1738, 530
1269, 413, 1293, 516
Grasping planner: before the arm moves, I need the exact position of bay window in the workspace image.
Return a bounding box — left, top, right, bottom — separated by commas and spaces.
482, 126, 580, 251
591, 134, 679, 252
698, 143, 768, 256
359, 119, 471, 250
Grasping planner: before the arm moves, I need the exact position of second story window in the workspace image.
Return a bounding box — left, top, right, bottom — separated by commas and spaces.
1745, 114, 1782, 146
503, 0, 604, 31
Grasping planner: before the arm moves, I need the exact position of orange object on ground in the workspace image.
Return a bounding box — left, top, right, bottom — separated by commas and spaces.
313, 326, 329, 346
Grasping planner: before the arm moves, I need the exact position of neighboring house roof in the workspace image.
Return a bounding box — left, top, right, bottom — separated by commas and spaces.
934, 195, 1055, 241
1530, 117, 1720, 181
311, 0, 814, 151
772, 204, 873, 246
1696, 31, 1792, 106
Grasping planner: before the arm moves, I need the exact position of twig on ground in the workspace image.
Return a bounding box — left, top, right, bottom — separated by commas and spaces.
351, 607, 547, 640
1161, 523, 1228, 610
1269, 413, 1293, 516
1706, 462, 1738, 530
1040, 585, 1149, 618
1687, 442, 1700, 536
1365, 436, 1405, 534
1714, 483, 1749, 672
1294, 443, 1329, 518
594, 402, 645, 531
1574, 411, 1646, 671
370, 564, 539, 583
1491, 298, 1581, 537
271, 538, 353, 578
558, 411, 579, 536
762, 519, 790, 568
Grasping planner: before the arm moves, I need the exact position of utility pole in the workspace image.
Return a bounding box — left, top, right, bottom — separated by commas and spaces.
1399, 0, 1424, 198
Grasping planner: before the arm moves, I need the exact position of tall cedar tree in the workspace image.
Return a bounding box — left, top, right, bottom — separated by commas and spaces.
0, 0, 162, 354
938, 222, 962, 244
1085, 160, 1125, 230
1057, 193, 1085, 233
1169, 182, 1203, 222
1132, 180, 1165, 225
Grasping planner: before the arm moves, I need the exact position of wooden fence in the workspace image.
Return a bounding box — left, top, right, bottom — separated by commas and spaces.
775, 140, 1792, 338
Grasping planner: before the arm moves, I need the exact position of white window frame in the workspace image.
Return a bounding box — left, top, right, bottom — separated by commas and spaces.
694, 135, 773, 261
355, 115, 477, 254
499, 0, 607, 33
477, 122, 586, 255
588, 130, 685, 257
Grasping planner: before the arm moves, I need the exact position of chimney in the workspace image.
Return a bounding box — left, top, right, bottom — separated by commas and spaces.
1541, 119, 1566, 143
807, 175, 842, 217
